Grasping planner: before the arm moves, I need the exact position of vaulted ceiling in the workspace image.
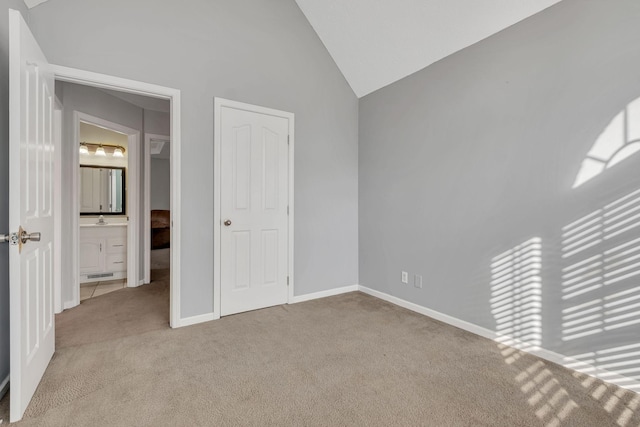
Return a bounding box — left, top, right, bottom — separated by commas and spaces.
24, 0, 563, 98
294, 0, 563, 97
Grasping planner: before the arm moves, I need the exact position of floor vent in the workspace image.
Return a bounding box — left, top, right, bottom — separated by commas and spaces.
87, 273, 114, 279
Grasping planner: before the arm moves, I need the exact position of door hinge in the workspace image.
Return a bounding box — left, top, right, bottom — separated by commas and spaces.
287, 135, 290, 145
287, 276, 289, 286
287, 205, 289, 215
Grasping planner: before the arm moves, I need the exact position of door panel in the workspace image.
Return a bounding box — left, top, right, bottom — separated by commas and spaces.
232, 231, 251, 290
234, 126, 251, 210
262, 229, 278, 285
9, 9, 56, 422
263, 129, 279, 210
42, 243, 53, 332
220, 107, 290, 316
24, 250, 39, 360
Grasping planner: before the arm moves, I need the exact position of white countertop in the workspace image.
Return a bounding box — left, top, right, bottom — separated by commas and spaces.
79, 223, 128, 228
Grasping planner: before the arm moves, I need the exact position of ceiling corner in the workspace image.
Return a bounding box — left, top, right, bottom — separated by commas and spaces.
23, 0, 50, 9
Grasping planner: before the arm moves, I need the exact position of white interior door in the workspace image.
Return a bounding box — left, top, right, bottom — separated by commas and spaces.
9, 9, 56, 422
220, 106, 290, 316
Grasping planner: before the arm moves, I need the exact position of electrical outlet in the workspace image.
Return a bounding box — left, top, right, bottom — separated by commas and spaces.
414, 274, 423, 289
401, 271, 409, 284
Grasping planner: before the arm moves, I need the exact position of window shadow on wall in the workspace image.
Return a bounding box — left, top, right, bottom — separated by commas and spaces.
574, 98, 640, 188
491, 238, 581, 426
491, 232, 640, 425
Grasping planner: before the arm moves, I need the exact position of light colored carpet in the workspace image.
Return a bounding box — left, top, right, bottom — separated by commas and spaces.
150, 248, 170, 270
1, 270, 639, 425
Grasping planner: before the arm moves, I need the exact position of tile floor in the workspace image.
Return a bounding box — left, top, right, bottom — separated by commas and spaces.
80, 279, 126, 301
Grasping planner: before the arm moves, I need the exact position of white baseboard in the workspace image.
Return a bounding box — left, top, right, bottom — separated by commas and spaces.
63, 300, 77, 310
177, 312, 216, 328
173, 285, 358, 328
0, 374, 9, 400
357, 285, 640, 394
358, 285, 498, 341
290, 284, 359, 304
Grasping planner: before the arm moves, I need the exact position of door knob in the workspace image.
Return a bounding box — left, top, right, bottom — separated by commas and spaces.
21, 230, 41, 243
224, 220, 232, 226
2, 226, 41, 253
18, 226, 40, 253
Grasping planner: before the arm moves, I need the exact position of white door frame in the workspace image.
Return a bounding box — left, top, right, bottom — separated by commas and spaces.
213, 97, 295, 319
53, 102, 63, 315
72, 111, 140, 295
52, 65, 182, 328
144, 133, 171, 285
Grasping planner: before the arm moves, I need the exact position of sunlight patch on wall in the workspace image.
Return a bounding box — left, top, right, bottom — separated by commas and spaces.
574, 97, 640, 188
561, 189, 640, 342
566, 344, 640, 394
491, 239, 585, 425
491, 237, 542, 350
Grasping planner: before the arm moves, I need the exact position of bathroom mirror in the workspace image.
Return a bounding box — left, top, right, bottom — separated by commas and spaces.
79, 165, 126, 215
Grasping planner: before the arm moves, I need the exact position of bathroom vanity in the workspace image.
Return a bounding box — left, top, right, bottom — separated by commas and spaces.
79, 223, 127, 283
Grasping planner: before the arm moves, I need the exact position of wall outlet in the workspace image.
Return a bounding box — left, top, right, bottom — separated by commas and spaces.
401, 271, 409, 284
414, 274, 423, 289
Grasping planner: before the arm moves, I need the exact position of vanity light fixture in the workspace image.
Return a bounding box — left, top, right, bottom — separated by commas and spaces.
79, 142, 127, 158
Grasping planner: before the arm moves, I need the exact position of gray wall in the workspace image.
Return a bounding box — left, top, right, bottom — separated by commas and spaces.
0, 0, 30, 395
28, 0, 359, 318
150, 158, 170, 211
58, 82, 146, 303
359, 0, 640, 380
144, 110, 170, 137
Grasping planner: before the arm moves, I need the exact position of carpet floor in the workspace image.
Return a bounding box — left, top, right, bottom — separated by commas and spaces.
1, 269, 639, 425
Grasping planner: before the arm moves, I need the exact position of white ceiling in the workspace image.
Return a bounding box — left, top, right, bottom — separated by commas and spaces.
294, 0, 563, 97
25, 0, 563, 98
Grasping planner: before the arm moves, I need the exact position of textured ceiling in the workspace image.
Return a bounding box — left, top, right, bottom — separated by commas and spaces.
294, 0, 563, 97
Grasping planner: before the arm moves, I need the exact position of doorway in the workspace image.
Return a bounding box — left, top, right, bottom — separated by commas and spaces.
7, 10, 182, 422
145, 133, 172, 293
213, 98, 295, 317
52, 68, 182, 328
74, 112, 140, 303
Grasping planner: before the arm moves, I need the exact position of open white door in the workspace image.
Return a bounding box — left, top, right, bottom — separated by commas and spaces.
8, 9, 56, 422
